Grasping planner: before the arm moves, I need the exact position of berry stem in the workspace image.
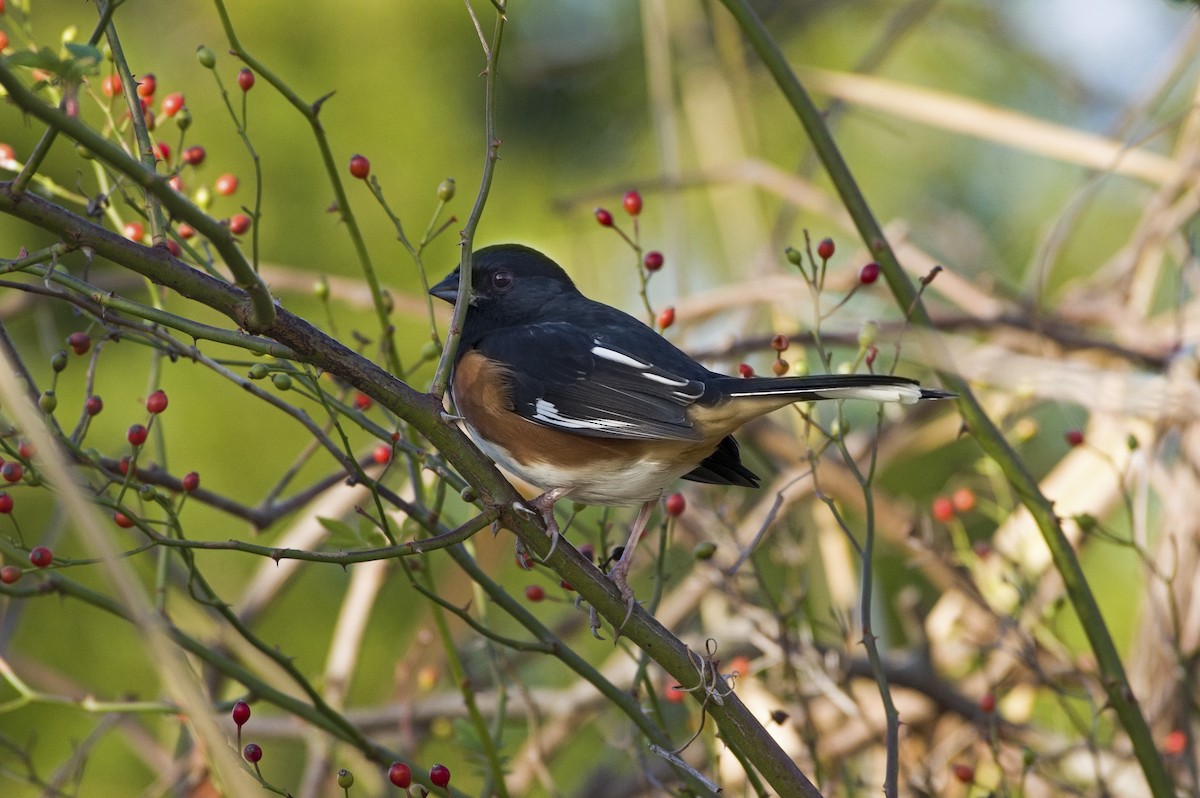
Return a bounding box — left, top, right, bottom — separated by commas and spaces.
429, 1, 507, 402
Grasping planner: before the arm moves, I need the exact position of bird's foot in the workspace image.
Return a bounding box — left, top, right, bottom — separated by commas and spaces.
520, 488, 571, 560
588, 605, 605, 640
607, 558, 640, 633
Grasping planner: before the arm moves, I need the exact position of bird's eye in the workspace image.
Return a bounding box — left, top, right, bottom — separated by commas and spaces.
491, 270, 514, 292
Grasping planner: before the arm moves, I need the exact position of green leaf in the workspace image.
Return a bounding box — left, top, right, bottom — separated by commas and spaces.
316, 516, 366, 548
63, 43, 103, 71
6, 48, 64, 73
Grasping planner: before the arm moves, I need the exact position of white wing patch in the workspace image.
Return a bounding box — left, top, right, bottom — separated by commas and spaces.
534, 398, 635, 430
591, 342, 705, 400
641, 372, 691, 387
590, 345, 651, 370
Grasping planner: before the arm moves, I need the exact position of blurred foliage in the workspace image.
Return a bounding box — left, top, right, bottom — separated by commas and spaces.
1, 0, 1198, 796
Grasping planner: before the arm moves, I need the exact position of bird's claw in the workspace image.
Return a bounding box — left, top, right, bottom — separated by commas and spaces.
588, 606, 605, 640
511, 501, 537, 517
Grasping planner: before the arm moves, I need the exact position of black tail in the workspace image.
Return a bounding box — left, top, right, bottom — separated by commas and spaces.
715, 373, 953, 405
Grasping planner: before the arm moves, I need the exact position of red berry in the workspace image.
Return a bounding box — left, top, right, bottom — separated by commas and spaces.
215, 173, 239, 196
859, 262, 881, 284
136, 73, 156, 98
951, 763, 974, 784
354, 393, 372, 411
388, 762, 412, 788
0, 565, 20, 584
182, 471, 200, 492
560, 580, 574, 592
237, 68, 255, 92
17, 441, 32, 460
154, 142, 171, 162
118, 456, 132, 476
1, 462, 23, 483
114, 512, 135, 528
429, 764, 450, 788
0, 493, 12, 513
951, 487, 976, 513
657, 306, 675, 330
146, 389, 169, 414
594, 207, 613, 227
865, 345, 878, 367
1164, 730, 1187, 756
643, 251, 664, 272
161, 92, 185, 117
29, 546, 52, 568
663, 682, 686, 703
232, 699, 251, 727
372, 445, 392, 465
242, 743, 262, 763
101, 74, 122, 98
737, 363, 754, 378
165, 239, 181, 257
623, 190, 643, 216
728, 655, 751, 678
524, 585, 545, 602
770, 334, 789, 352
228, 213, 252, 235
127, 424, 148, 447
771, 359, 789, 376
980, 693, 996, 713
817, 238, 835, 260
1065, 429, 1085, 447
177, 222, 196, 239
168, 175, 185, 193
931, 496, 954, 523
123, 221, 145, 241
85, 395, 103, 416
0, 143, 13, 163
348, 154, 370, 180
0, 31, 7, 51
664, 492, 685, 517
182, 145, 205, 166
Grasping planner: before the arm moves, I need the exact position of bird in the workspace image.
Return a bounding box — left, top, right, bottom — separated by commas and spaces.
430, 244, 952, 614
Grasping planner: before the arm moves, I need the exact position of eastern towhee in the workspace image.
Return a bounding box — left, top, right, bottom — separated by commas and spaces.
431, 244, 952, 608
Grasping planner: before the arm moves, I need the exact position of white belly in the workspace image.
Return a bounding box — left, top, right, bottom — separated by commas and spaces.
464, 422, 690, 506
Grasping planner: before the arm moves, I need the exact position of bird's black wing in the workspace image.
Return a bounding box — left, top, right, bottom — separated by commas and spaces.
471, 322, 708, 441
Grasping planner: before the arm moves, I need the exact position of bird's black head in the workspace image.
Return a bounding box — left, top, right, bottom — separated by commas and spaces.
429, 244, 579, 327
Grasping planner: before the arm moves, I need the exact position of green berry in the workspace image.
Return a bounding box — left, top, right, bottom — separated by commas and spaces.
196, 46, 216, 69
437, 178, 456, 201
247, 363, 270, 380
271, 373, 292, 391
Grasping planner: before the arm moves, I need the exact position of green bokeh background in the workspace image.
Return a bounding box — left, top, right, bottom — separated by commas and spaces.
1, 0, 1195, 795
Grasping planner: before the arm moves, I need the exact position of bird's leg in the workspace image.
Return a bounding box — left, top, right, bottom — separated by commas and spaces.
512, 487, 571, 560
608, 499, 656, 629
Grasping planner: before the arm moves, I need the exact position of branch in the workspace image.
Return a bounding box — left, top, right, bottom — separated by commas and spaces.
0, 59, 277, 330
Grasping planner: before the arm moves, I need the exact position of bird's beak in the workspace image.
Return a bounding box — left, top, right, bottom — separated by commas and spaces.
429, 268, 460, 303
